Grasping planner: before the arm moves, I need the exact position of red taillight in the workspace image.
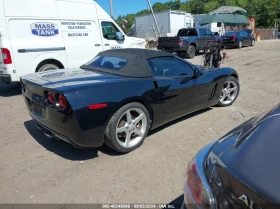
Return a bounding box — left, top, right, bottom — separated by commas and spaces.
186, 163, 203, 205
88, 104, 107, 110
58, 94, 67, 109
179, 38, 183, 45
47, 92, 54, 105
1, 48, 12, 64
232, 35, 236, 41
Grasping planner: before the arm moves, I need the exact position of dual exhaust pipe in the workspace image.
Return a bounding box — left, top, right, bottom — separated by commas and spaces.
35, 122, 72, 146
36, 123, 55, 139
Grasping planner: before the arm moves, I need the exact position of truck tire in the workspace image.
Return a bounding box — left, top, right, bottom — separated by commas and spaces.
186, 45, 196, 59
37, 64, 60, 72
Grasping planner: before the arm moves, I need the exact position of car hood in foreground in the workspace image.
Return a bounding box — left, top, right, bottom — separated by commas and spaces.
207, 103, 280, 207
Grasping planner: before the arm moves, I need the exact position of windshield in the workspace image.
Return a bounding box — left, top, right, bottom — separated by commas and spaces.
178, 29, 197, 36
83, 56, 128, 71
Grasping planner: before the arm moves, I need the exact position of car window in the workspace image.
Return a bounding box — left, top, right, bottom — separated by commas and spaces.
101, 21, 120, 40
242, 31, 248, 37
205, 29, 212, 36
178, 29, 187, 36
179, 29, 197, 36
199, 29, 207, 36
84, 56, 127, 70
147, 57, 194, 77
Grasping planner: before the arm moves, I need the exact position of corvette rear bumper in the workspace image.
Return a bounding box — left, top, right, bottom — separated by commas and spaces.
27, 107, 105, 148
22, 90, 105, 148
33, 119, 83, 148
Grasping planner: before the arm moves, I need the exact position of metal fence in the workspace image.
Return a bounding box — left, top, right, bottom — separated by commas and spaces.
255, 28, 278, 40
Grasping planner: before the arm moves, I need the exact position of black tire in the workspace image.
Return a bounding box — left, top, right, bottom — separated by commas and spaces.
186, 45, 196, 58
203, 47, 208, 54
251, 39, 255, 46
238, 40, 243, 48
216, 76, 240, 107
104, 102, 150, 153
37, 64, 60, 72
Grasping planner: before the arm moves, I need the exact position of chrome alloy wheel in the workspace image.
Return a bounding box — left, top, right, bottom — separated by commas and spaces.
219, 81, 239, 105
115, 108, 147, 148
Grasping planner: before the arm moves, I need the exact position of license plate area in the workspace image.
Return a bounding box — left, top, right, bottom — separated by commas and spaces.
30, 101, 45, 116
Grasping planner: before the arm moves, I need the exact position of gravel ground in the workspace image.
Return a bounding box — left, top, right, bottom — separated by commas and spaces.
0, 40, 280, 205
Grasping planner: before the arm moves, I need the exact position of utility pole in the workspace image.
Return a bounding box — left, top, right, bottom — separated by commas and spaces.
147, 0, 161, 37
275, 20, 277, 39
110, 0, 114, 19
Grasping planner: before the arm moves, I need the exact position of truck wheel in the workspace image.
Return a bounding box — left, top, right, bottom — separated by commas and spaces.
186, 45, 196, 58
37, 64, 60, 72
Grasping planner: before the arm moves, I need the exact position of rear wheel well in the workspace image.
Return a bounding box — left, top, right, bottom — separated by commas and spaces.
230, 74, 238, 80
106, 99, 154, 130
122, 100, 153, 126
190, 43, 196, 49
134, 100, 153, 124
36, 59, 64, 72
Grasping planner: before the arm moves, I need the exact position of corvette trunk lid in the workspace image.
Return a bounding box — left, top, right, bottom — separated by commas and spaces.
20, 68, 123, 102
20, 68, 122, 87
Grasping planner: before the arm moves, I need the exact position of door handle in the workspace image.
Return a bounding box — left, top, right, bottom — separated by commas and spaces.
105, 43, 110, 46
95, 44, 101, 47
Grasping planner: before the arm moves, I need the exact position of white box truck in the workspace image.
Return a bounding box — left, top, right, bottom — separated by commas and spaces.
131, 10, 193, 40
0, 0, 146, 83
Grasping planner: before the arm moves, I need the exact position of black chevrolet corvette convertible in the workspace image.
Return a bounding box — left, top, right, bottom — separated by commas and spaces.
182, 103, 280, 209
20, 49, 240, 153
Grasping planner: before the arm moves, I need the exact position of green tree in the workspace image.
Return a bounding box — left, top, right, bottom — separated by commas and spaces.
190, 0, 205, 14
167, 0, 181, 10
204, 1, 219, 13
136, 9, 151, 16
180, 2, 191, 12
152, 2, 166, 12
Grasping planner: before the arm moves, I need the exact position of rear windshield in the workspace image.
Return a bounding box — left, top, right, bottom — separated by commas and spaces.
224, 32, 239, 36
178, 29, 197, 36
84, 56, 128, 70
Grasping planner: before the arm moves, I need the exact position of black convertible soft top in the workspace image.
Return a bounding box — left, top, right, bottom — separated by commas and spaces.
81, 48, 175, 78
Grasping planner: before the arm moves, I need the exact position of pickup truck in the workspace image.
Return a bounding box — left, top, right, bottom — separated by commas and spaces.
157, 28, 220, 58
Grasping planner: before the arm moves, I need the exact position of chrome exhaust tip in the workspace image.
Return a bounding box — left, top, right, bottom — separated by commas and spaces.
44, 130, 54, 139
36, 123, 45, 131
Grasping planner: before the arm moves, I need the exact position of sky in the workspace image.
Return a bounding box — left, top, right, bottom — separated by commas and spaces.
94, 0, 170, 18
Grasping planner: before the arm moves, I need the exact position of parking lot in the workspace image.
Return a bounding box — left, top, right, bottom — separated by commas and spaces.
0, 40, 280, 205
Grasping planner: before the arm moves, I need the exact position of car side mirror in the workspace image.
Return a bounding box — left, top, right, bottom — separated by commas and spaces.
194, 69, 202, 78
116, 32, 125, 41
